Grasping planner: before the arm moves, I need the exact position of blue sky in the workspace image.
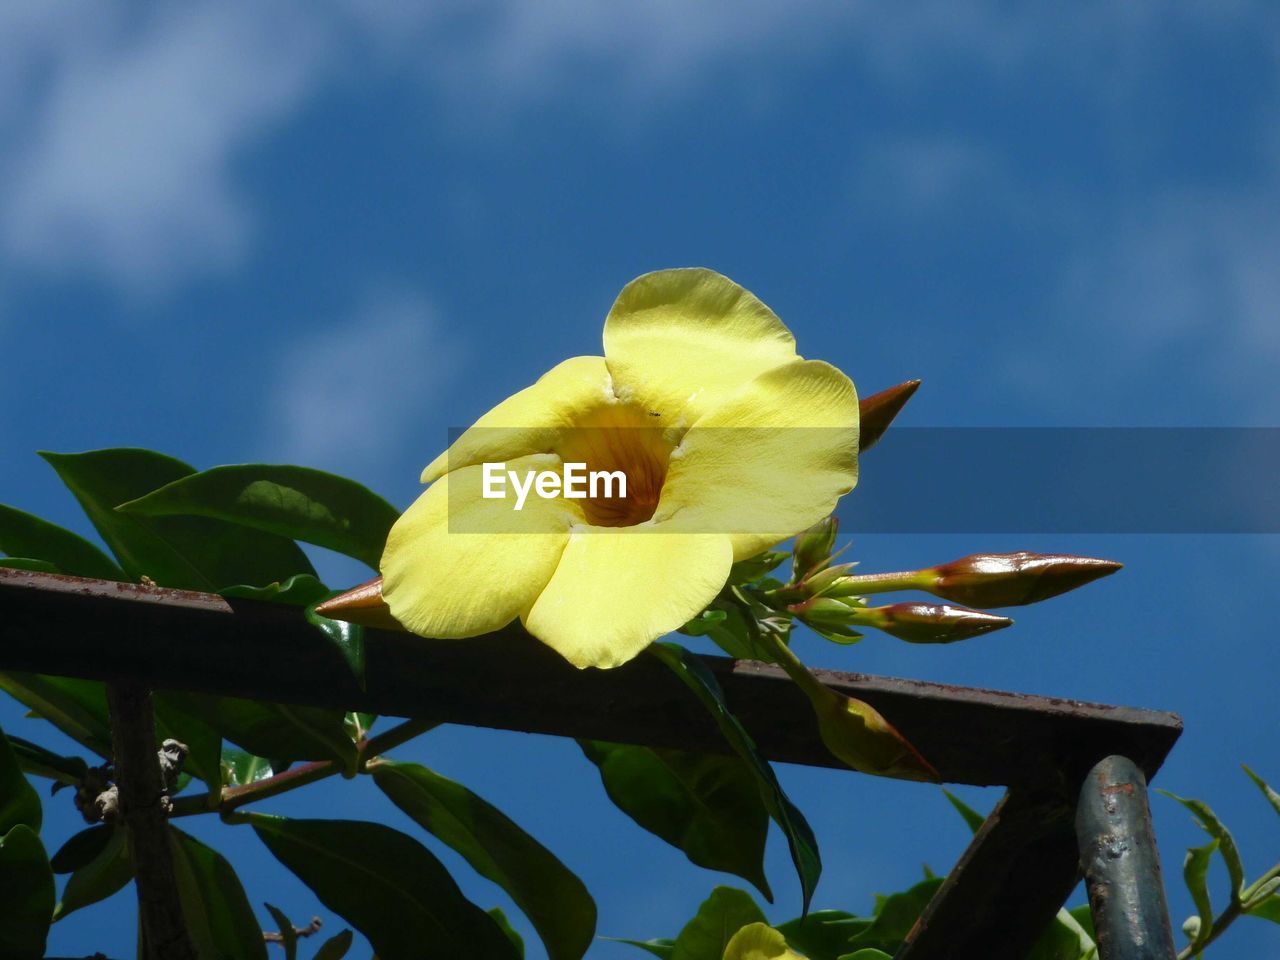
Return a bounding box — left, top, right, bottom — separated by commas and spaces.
2, 2, 1278, 956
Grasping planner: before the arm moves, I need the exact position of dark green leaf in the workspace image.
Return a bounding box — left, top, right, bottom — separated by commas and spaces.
0, 825, 55, 959
118, 463, 399, 570
307, 603, 366, 688
265, 903, 299, 960
650, 643, 821, 914
489, 907, 526, 958
0, 503, 123, 580
1243, 765, 1280, 819
373, 760, 595, 960
943, 789, 988, 834
838, 951, 893, 960
1159, 790, 1246, 902
776, 910, 864, 960
578, 740, 771, 900
313, 929, 355, 960
40, 448, 316, 590
670, 887, 765, 960
1025, 908, 1097, 960
5, 736, 88, 786
0, 726, 41, 835
0, 558, 60, 573
603, 938, 676, 958
50, 825, 112, 874
251, 815, 519, 960
177, 693, 355, 771
846, 878, 944, 951
53, 827, 132, 921
169, 828, 268, 960
1067, 904, 1095, 940
0, 673, 112, 757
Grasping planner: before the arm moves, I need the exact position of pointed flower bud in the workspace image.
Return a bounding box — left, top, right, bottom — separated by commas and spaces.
873, 601, 1012, 644
811, 686, 940, 782
858, 379, 920, 452
791, 516, 838, 581
801, 561, 861, 597
930, 552, 1123, 608
788, 596, 860, 628
313, 576, 404, 632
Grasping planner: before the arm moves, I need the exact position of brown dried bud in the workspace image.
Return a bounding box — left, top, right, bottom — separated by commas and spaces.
874, 601, 1012, 644
858, 379, 920, 452
931, 552, 1123, 608
313, 576, 404, 632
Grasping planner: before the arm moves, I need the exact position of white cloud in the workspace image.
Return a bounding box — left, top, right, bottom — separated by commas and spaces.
270, 286, 457, 473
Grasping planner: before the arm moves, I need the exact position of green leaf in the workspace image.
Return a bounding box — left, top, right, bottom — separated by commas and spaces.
1159, 790, 1246, 902
578, 740, 772, 900
671, 887, 766, 960
729, 552, 790, 585
1243, 765, 1280, 819
251, 814, 519, 960
603, 938, 676, 959
5, 736, 88, 786
53, 827, 133, 921
0, 825, 55, 959
373, 760, 595, 960
650, 643, 822, 914
220, 573, 330, 606
169, 828, 268, 960
1181, 839, 1217, 951
1246, 894, 1280, 924
776, 910, 864, 960
177, 693, 356, 771
489, 907, 526, 958
943, 789, 988, 834
0, 557, 60, 573
0, 726, 42, 835
265, 902, 299, 960
838, 951, 893, 960
1026, 908, 1098, 960
0, 672, 112, 757
118, 463, 399, 571
220, 748, 275, 788
40, 448, 317, 590
313, 929, 355, 960
0, 503, 124, 580
846, 878, 944, 951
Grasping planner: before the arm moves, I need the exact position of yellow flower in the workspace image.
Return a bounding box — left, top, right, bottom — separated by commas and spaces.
379, 268, 859, 669
722, 923, 808, 960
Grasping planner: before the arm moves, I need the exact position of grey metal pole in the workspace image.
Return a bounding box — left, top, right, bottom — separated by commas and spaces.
1076, 754, 1178, 960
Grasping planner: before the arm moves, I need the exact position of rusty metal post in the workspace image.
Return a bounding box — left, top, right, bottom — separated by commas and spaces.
1076, 755, 1178, 960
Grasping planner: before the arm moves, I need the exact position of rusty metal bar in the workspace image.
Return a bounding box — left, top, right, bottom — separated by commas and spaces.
0, 569, 1184, 959
1076, 755, 1178, 960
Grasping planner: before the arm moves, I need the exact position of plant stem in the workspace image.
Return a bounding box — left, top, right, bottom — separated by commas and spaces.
1175, 860, 1280, 960
105, 680, 196, 960
169, 715, 441, 820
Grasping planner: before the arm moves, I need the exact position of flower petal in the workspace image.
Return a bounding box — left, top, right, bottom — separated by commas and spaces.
421, 356, 615, 483
603, 269, 798, 427
382, 455, 580, 638
523, 527, 732, 669
655, 359, 859, 561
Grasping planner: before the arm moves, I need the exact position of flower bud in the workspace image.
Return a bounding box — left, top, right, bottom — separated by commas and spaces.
858, 379, 920, 452
792, 517, 838, 581
788, 596, 858, 627
313, 576, 404, 631
874, 601, 1012, 644
801, 562, 860, 596
930, 552, 1123, 607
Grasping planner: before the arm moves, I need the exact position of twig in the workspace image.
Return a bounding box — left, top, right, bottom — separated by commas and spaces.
105, 679, 197, 960
264, 916, 323, 943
